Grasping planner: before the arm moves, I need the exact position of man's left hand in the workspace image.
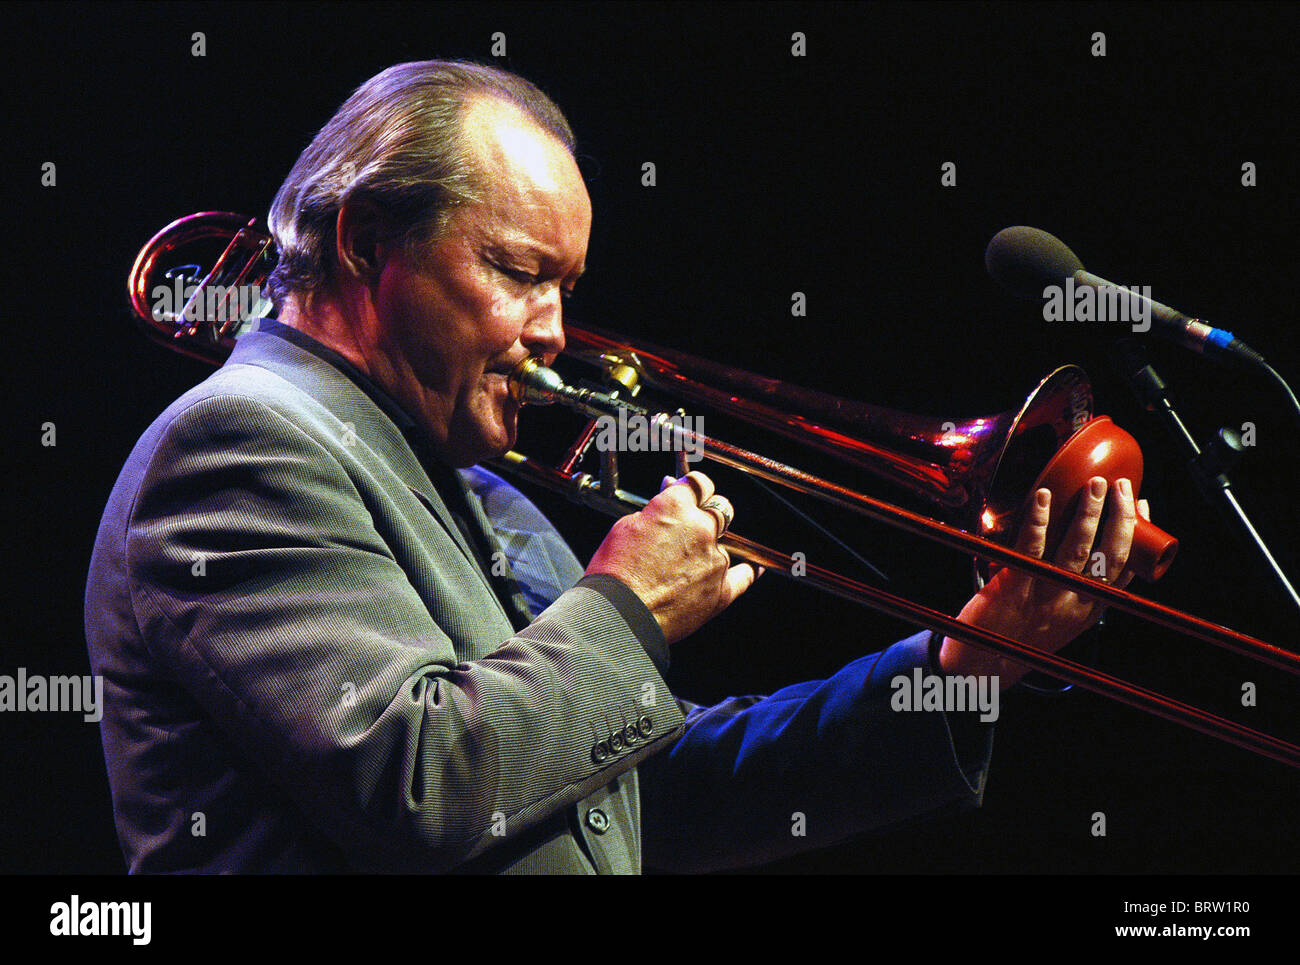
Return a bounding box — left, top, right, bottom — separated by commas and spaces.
939, 476, 1149, 685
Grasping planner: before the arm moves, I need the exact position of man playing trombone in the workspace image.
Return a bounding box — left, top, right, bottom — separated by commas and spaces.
86, 60, 1144, 873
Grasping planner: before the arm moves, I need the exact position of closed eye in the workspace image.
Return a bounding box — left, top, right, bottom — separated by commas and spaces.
498, 265, 537, 285
491, 258, 578, 301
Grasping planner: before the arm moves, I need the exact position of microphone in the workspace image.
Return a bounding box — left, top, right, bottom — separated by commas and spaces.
985, 226, 1266, 367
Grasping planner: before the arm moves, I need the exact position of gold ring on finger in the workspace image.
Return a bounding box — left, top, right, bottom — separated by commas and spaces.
699, 495, 734, 537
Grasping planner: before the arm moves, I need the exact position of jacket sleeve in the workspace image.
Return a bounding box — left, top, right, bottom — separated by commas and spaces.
638, 630, 995, 872
122, 393, 684, 872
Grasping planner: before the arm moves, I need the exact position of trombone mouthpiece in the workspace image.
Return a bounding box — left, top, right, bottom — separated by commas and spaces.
508, 357, 566, 405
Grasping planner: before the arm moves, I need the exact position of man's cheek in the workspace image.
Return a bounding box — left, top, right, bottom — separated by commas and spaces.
484, 299, 529, 345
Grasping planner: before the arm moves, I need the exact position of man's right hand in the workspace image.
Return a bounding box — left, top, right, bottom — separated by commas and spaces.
585, 471, 757, 644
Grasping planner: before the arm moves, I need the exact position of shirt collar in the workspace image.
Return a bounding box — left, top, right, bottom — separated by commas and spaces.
255, 317, 419, 435
254, 318, 485, 501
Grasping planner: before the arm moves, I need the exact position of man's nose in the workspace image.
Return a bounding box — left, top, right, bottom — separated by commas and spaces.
521, 291, 566, 363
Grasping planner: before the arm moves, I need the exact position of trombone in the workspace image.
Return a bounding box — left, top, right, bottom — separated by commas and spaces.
127, 211, 1300, 769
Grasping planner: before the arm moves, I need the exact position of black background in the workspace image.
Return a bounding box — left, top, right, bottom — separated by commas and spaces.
3, 0, 1297, 888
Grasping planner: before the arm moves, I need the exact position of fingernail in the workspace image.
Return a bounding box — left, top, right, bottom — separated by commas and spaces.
1118, 478, 1131, 498
1090, 477, 1106, 498
1036, 489, 1050, 508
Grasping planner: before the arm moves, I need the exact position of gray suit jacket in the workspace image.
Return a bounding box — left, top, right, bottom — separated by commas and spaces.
86, 330, 993, 874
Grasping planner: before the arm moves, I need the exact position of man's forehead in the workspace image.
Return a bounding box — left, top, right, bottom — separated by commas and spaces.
460, 97, 580, 198
455, 96, 590, 269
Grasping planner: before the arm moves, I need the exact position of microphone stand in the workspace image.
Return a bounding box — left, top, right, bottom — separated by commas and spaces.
1111, 340, 1300, 617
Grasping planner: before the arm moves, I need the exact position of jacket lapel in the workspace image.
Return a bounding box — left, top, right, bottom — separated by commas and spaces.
405, 482, 513, 618
221, 330, 512, 622
455, 477, 537, 629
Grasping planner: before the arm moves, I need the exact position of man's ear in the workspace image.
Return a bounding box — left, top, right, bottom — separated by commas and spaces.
334, 200, 395, 283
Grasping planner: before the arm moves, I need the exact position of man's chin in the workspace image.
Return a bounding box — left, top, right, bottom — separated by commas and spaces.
459, 415, 518, 466
494, 408, 519, 453
483, 434, 516, 461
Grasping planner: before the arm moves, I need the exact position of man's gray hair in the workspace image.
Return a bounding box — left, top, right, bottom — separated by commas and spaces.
264, 60, 575, 308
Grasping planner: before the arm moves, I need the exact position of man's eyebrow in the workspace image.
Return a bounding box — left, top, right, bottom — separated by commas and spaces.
490, 239, 559, 262
486, 237, 585, 279
520, 244, 587, 279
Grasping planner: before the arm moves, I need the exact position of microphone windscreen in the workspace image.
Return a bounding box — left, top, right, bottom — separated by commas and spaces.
985, 226, 1084, 300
